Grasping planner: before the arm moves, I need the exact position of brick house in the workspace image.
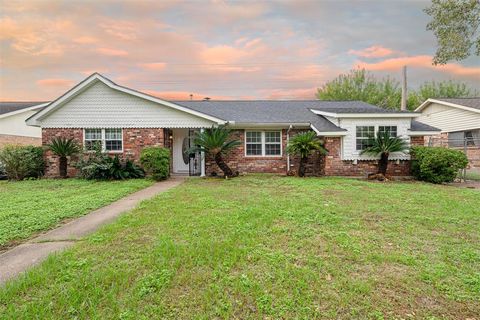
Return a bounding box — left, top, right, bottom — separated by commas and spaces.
26, 73, 440, 177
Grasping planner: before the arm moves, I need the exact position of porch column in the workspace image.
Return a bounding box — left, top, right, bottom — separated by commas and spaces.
200, 128, 206, 177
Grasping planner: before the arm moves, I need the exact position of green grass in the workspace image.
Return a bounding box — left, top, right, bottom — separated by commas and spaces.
1, 175, 479, 319
0, 178, 153, 248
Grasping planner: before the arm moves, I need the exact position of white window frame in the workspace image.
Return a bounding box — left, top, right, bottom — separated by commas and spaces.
355, 125, 399, 151
83, 128, 123, 153
245, 130, 282, 157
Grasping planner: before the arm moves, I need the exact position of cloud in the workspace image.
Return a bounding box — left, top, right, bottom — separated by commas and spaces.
357, 55, 480, 77
36, 78, 73, 87
138, 62, 167, 71
95, 47, 129, 57
348, 45, 396, 58
262, 87, 317, 100
141, 89, 229, 101
73, 36, 98, 44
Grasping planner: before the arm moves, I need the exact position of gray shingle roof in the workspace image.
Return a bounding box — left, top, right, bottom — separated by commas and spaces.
0, 102, 48, 115
410, 120, 440, 132
172, 100, 412, 132
434, 97, 480, 110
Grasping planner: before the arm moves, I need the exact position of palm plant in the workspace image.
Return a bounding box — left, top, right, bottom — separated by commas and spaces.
191, 125, 241, 177
360, 131, 409, 176
47, 137, 80, 178
286, 131, 328, 177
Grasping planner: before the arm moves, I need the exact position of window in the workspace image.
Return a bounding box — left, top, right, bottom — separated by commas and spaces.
378, 126, 397, 137
84, 128, 102, 151
356, 126, 375, 151
245, 131, 282, 156
105, 128, 123, 151
84, 128, 123, 152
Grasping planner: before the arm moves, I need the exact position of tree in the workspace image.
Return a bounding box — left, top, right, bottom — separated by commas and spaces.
409, 80, 478, 106
286, 131, 328, 177
47, 137, 80, 178
424, 0, 480, 65
317, 68, 477, 110
360, 131, 409, 178
191, 125, 241, 177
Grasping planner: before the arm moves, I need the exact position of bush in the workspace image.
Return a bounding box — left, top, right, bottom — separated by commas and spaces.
76, 148, 144, 180
411, 146, 468, 184
0, 145, 44, 180
140, 147, 170, 181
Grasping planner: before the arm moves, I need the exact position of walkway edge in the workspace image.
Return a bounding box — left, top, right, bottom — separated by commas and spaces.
0, 177, 185, 286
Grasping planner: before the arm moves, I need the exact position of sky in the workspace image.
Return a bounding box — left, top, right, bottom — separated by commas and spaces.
0, 0, 479, 101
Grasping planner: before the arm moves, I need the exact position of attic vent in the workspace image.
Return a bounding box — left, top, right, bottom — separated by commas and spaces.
203, 97, 211, 101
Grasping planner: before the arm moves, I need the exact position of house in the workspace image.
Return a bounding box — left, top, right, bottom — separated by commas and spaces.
26, 73, 440, 177
0, 102, 48, 147
415, 98, 480, 167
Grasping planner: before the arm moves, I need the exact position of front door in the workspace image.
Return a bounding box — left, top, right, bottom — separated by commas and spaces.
172, 128, 190, 174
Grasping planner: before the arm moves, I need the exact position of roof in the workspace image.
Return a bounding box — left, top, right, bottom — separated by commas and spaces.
415, 97, 480, 113
410, 120, 440, 132
173, 100, 415, 132
432, 97, 480, 110
0, 102, 48, 115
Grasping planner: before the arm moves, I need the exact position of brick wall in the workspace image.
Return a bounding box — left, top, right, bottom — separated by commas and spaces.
0, 134, 42, 148
323, 136, 425, 176
42, 128, 168, 177
205, 129, 324, 176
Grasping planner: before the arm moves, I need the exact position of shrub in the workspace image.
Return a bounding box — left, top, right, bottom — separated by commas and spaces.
0, 145, 44, 180
411, 146, 468, 184
76, 147, 144, 180
140, 147, 170, 181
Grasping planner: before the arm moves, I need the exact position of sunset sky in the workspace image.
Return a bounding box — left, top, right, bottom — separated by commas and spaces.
0, 0, 479, 101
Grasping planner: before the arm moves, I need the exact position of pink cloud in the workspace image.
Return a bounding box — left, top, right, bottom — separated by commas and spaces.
262, 87, 317, 100
37, 78, 73, 87
357, 55, 480, 77
95, 47, 129, 57
138, 62, 167, 70
349, 45, 395, 58
73, 36, 98, 44
142, 89, 229, 101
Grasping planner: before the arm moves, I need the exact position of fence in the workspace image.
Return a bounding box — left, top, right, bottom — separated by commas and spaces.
426, 136, 480, 180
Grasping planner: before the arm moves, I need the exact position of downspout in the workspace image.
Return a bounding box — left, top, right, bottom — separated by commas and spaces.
200, 128, 206, 177
286, 125, 293, 174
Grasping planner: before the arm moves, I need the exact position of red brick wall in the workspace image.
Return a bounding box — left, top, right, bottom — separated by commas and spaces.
0, 134, 42, 148
205, 129, 325, 176
323, 136, 425, 176
42, 128, 168, 177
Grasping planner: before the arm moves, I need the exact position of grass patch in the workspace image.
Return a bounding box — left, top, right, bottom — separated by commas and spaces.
0, 175, 478, 318
0, 178, 153, 247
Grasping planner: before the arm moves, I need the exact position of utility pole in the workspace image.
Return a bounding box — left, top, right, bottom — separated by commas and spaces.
401, 65, 407, 111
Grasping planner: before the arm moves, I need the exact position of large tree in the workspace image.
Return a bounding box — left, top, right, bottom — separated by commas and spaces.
317, 68, 477, 110
424, 0, 480, 65
317, 69, 404, 110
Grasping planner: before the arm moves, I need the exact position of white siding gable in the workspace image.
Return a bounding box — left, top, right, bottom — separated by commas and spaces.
40, 81, 216, 128
340, 117, 411, 160
416, 102, 480, 133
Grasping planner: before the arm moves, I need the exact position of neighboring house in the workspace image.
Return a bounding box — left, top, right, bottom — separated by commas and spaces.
415, 98, 480, 167
26, 73, 439, 177
0, 102, 49, 147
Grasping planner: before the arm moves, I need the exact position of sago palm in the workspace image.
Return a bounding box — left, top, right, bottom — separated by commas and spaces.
360, 131, 409, 176
191, 125, 241, 177
286, 131, 328, 177
47, 137, 80, 178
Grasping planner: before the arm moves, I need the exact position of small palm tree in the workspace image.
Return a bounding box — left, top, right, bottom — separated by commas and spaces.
191, 125, 241, 177
47, 137, 80, 178
360, 131, 409, 176
286, 131, 328, 177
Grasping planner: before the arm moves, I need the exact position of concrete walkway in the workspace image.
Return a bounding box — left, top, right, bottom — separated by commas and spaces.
0, 177, 185, 286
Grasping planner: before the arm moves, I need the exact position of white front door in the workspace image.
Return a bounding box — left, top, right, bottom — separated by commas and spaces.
172, 128, 190, 173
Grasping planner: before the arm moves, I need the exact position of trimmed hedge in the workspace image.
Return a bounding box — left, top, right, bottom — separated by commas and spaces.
411, 146, 468, 184
0, 145, 44, 180
140, 147, 170, 181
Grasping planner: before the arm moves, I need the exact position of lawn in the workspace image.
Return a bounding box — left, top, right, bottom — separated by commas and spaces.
0, 175, 479, 319
0, 178, 153, 248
